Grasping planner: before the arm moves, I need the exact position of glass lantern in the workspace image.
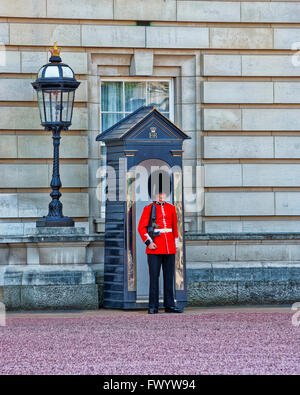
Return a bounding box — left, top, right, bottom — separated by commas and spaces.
32, 44, 80, 128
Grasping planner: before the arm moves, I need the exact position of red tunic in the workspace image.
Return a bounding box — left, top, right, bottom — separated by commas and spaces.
138, 202, 178, 255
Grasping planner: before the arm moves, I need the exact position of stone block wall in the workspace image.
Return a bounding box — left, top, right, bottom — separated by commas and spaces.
186, 234, 300, 305
0, 232, 104, 310
0, 1, 299, 234
0, 2, 300, 309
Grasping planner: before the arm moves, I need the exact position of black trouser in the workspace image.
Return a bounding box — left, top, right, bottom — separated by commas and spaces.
147, 254, 175, 309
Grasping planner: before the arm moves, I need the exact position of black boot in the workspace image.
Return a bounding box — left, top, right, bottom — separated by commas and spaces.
148, 307, 158, 314
165, 306, 183, 313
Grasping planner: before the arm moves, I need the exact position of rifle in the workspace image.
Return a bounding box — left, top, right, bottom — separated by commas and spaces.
147, 203, 160, 240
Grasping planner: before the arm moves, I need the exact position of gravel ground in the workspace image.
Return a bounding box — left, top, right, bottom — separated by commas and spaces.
0, 309, 299, 375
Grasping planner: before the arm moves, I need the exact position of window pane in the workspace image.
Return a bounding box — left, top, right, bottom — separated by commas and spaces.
44, 90, 62, 123
61, 91, 68, 122
67, 91, 75, 122
148, 81, 169, 112
100, 80, 172, 133
61, 90, 74, 122
37, 90, 45, 123
102, 113, 123, 132
44, 91, 52, 122
44, 65, 60, 78
101, 82, 123, 112
125, 82, 146, 112
38, 67, 44, 79
62, 66, 74, 78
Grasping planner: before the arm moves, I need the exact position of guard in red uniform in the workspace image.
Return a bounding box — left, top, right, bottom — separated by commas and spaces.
138, 192, 183, 314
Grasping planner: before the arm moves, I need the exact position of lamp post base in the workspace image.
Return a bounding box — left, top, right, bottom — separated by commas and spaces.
36, 216, 74, 227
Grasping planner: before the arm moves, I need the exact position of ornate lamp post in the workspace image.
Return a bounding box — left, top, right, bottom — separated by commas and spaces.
31, 43, 80, 227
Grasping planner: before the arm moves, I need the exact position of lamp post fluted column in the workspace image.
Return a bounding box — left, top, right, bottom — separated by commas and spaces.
49, 126, 62, 216
38, 125, 75, 226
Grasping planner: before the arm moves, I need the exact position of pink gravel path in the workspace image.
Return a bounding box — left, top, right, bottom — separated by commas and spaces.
0, 311, 299, 375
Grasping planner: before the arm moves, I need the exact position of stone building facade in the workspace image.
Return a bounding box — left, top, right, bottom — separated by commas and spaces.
1, 0, 300, 309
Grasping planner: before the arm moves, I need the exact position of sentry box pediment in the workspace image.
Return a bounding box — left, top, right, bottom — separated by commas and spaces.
96, 105, 190, 143
96, 106, 190, 310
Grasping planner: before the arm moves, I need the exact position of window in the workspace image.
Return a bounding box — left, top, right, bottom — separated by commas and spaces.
100, 79, 173, 132
99, 79, 173, 218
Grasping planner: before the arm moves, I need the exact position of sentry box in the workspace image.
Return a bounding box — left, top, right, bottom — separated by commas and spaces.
96, 106, 190, 309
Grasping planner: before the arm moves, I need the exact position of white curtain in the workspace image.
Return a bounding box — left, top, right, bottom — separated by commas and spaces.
101, 81, 170, 132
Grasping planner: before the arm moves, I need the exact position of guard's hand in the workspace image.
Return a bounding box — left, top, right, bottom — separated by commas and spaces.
148, 242, 157, 250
